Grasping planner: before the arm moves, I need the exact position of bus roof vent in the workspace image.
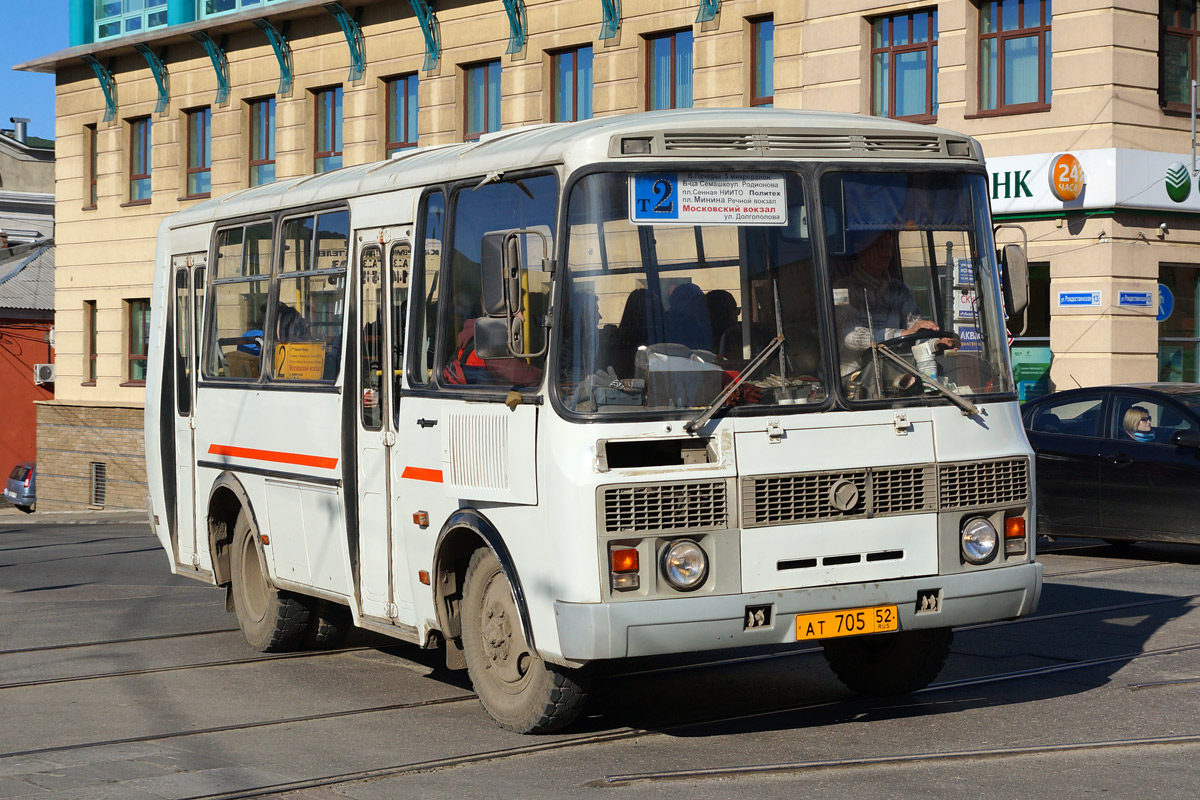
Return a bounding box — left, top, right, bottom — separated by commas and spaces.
662, 132, 758, 152
861, 134, 943, 154
761, 133, 859, 153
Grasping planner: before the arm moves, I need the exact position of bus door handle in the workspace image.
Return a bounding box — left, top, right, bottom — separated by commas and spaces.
418, 418, 437, 428
381, 431, 396, 447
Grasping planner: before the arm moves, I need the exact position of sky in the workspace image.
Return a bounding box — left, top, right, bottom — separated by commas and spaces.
2, 1, 69, 142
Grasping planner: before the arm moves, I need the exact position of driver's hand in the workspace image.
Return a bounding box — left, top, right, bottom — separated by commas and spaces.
936, 335, 959, 351
902, 319, 939, 336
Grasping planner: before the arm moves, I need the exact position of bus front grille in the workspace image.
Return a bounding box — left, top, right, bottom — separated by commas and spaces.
742, 459, 1027, 527
939, 458, 1030, 510
602, 480, 728, 534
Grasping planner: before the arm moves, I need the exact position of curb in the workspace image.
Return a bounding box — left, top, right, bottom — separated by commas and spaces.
0, 509, 147, 526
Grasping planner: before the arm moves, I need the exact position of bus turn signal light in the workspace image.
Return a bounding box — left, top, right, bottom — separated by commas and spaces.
1004, 516, 1027, 556
611, 548, 639, 573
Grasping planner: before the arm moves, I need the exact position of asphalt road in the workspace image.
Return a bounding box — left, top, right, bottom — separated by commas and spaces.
4, 512, 1200, 799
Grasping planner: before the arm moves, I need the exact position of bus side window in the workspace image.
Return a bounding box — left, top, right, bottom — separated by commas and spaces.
205, 223, 270, 380
274, 210, 348, 381
408, 191, 444, 387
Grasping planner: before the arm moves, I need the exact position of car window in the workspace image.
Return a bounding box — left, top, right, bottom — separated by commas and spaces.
8, 466, 28, 481
1027, 396, 1104, 437
1110, 395, 1195, 444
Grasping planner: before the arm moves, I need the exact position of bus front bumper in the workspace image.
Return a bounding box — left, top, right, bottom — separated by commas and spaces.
553, 561, 1042, 661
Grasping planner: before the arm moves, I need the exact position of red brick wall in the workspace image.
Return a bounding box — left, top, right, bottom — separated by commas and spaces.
0, 317, 53, 478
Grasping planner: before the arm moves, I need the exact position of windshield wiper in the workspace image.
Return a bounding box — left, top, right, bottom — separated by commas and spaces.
872, 343, 979, 417
684, 335, 784, 434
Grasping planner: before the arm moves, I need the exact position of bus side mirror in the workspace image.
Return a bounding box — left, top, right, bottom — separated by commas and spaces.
473, 316, 514, 359
1001, 243, 1029, 318
480, 233, 510, 317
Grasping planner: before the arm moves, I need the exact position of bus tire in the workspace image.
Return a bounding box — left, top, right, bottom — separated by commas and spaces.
461, 548, 589, 733
305, 600, 352, 649
822, 627, 953, 696
230, 510, 311, 652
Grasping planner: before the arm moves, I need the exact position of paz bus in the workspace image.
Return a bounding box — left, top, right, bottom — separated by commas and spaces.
145, 108, 1041, 733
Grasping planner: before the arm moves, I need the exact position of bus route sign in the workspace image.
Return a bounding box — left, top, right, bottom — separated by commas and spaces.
630, 172, 788, 226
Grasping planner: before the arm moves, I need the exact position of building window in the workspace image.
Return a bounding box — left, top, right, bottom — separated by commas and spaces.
186, 108, 212, 197
386, 74, 419, 156
249, 97, 276, 186
1160, 264, 1200, 382
464, 61, 501, 141
128, 298, 150, 383
979, 0, 1052, 113
872, 10, 938, 120
647, 30, 694, 110
95, 0, 167, 40
1162, 1, 1200, 109
200, 0, 283, 19
129, 117, 151, 203
552, 46, 593, 122
314, 86, 343, 173
84, 300, 97, 384
751, 18, 774, 107
85, 124, 98, 209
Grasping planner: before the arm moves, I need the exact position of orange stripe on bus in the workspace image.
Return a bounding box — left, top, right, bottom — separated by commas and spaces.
208, 444, 338, 470
402, 466, 444, 483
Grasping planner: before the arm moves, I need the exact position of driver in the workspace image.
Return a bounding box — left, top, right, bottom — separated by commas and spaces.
833, 229, 954, 380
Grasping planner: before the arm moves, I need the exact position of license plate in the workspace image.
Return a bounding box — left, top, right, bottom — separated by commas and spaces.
795, 604, 898, 641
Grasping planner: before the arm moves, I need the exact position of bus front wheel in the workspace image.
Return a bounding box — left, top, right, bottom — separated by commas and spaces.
822, 627, 953, 696
461, 548, 590, 733
230, 510, 311, 652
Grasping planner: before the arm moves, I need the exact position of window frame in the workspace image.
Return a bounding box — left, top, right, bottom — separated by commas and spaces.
385, 74, 420, 156
871, 9, 938, 122
128, 116, 152, 205
248, 96, 277, 187
551, 45, 594, 122
126, 298, 151, 386
975, 0, 1052, 116
1161, 1, 1200, 113
463, 60, 502, 142
751, 17, 774, 108
84, 300, 97, 385
95, 0, 167, 40
645, 29, 694, 111
313, 86, 344, 174
185, 107, 212, 199
84, 124, 98, 209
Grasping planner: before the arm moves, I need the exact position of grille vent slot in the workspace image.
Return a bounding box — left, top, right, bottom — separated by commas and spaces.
742, 471, 867, 527
603, 481, 728, 534
872, 465, 937, 516
663, 133, 757, 152
939, 458, 1030, 510
446, 413, 509, 491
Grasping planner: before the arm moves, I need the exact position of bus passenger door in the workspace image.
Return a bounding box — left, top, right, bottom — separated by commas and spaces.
172, 255, 205, 568
355, 233, 415, 626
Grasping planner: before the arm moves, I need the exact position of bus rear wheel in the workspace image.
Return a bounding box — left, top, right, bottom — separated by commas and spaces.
230, 510, 311, 652
461, 548, 589, 733
822, 627, 953, 696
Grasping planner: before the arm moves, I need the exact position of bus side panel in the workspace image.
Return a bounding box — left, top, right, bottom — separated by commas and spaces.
194, 387, 353, 599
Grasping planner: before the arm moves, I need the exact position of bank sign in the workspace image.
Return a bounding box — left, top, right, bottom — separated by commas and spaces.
987, 149, 1200, 215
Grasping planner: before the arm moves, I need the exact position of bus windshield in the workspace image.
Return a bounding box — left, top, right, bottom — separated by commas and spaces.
555, 168, 1011, 415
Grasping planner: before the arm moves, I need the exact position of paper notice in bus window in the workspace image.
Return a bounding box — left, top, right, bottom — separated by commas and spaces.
629, 173, 787, 226
275, 342, 326, 380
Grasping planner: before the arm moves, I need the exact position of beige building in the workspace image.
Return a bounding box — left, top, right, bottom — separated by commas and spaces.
16, 0, 1200, 508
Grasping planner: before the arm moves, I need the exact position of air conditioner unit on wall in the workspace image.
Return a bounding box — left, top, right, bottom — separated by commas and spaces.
34, 363, 55, 385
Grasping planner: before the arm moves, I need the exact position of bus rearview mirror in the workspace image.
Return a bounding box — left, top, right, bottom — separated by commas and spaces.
1001, 243, 1029, 318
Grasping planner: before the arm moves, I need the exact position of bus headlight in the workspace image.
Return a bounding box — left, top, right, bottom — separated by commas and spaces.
961, 517, 998, 565
661, 539, 708, 591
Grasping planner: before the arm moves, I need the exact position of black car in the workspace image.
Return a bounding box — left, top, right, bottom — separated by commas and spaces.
1021, 384, 1200, 544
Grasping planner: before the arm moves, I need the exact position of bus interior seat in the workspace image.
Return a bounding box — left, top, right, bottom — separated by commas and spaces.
225, 350, 261, 378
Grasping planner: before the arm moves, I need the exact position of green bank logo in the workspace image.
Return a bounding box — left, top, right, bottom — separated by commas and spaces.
1166, 162, 1191, 203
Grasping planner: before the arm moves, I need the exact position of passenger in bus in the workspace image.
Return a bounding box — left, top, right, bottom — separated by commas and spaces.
833, 229, 953, 379
705, 289, 741, 359
665, 283, 712, 352
444, 316, 542, 388
613, 288, 666, 377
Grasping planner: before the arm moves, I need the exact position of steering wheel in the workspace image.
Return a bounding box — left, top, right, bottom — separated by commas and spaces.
878, 328, 959, 351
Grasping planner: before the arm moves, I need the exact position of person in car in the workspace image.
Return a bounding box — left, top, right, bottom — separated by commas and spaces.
1123, 407, 1155, 442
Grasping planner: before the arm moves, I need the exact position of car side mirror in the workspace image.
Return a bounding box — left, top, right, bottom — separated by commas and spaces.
1171, 430, 1200, 449
1001, 244, 1029, 318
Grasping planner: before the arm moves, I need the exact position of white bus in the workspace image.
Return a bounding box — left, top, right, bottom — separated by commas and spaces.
145, 108, 1041, 733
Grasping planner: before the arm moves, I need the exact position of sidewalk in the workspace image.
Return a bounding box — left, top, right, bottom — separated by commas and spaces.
0, 504, 146, 525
